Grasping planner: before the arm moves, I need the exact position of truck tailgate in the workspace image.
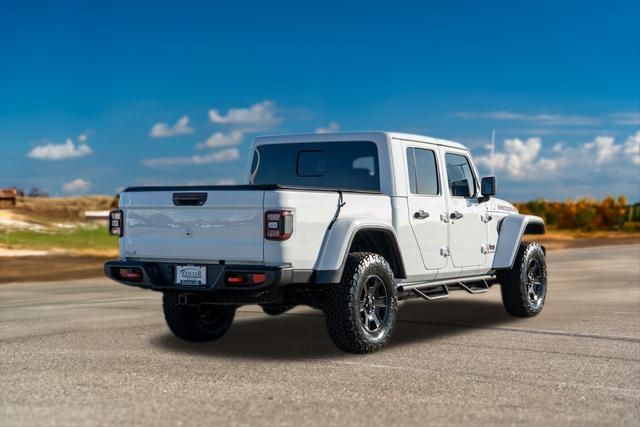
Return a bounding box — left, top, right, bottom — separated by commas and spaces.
121, 190, 264, 262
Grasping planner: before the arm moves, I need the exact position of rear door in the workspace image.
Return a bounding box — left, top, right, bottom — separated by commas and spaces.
121, 189, 265, 262
442, 151, 488, 267
405, 145, 448, 269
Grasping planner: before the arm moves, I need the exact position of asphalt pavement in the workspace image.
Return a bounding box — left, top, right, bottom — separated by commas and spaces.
1, 244, 639, 426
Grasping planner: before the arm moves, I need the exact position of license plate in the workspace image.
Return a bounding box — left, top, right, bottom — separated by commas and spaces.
175, 265, 207, 286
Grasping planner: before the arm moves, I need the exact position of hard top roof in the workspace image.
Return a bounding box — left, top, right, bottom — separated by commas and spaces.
254, 131, 467, 150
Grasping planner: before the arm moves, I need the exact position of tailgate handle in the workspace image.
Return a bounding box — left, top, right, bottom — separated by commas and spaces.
172, 192, 208, 206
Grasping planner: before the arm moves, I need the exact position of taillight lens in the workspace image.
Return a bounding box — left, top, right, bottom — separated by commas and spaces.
112, 267, 143, 282
226, 274, 246, 284
225, 272, 267, 286
264, 210, 293, 241
109, 210, 123, 236
251, 273, 267, 284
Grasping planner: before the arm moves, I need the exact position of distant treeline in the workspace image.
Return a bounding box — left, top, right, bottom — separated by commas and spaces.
515, 196, 640, 231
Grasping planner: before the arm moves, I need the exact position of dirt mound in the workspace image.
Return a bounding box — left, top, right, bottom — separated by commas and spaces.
12, 196, 117, 222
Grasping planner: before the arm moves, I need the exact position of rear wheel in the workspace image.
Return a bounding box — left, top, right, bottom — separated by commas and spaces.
260, 304, 294, 316
324, 252, 398, 353
162, 292, 235, 342
500, 242, 548, 317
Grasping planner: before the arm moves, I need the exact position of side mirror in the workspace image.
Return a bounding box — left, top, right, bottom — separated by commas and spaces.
480, 176, 496, 201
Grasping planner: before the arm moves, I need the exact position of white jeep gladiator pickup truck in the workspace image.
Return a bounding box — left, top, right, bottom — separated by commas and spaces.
105, 132, 547, 353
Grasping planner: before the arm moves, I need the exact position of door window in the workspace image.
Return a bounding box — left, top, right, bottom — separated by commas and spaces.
445, 153, 476, 198
406, 148, 439, 195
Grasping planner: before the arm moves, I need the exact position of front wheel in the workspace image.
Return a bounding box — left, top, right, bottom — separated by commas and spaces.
500, 242, 548, 317
162, 292, 235, 342
324, 252, 398, 353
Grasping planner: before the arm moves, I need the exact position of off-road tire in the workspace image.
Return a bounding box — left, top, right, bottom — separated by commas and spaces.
500, 241, 548, 317
162, 292, 235, 342
324, 252, 398, 353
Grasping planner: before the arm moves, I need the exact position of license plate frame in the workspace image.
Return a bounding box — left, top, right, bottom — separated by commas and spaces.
175, 265, 207, 286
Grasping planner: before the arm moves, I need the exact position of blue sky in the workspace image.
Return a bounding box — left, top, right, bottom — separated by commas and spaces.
1, 0, 639, 201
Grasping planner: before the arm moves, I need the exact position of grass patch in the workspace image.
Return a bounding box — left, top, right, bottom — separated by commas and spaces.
0, 225, 118, 253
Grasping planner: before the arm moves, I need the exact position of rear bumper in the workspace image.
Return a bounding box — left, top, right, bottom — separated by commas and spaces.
104, 260, 311, 293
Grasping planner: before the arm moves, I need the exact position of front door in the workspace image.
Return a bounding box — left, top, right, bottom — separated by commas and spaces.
405, 146, 448, 269
443, 151, 487, 268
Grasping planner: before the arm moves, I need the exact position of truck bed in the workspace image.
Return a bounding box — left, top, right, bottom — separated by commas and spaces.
119, 185, 388, 268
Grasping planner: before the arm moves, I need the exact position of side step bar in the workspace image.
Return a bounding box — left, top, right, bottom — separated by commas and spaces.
412, 285, 449, 301
451, 280, 490, 294
397, 275, 496, 302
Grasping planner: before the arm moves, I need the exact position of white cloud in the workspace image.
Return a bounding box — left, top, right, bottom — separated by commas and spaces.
215, 179, 237, 185
76, 130, 94, 143
453, 111, 600, 126
610, 112, 640, 125
455, 111, 640, 128
502, 128, 619, 136
62, 178, 91, 194
150, 115, 194, 138
584, 136, 621, 164
475, 137, 557, 177
624, 130, 640, 165
208, 101, 281, 130
27, 138, 93, 160
143, 147, 240, 167
315, 122, 340, 133
196, 131, 243, 149
475, 131, 640, 180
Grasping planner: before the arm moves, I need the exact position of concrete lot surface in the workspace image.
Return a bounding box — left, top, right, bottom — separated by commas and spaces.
1, 245, 639, 426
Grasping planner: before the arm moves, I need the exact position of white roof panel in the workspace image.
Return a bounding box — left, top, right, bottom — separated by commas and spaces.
254, 131, 468, 150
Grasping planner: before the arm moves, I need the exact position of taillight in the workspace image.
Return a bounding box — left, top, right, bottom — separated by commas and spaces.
109, 210, 123, 236
251, 273, 267, 284
225, 272, 267, 286
112, 267, 143, 282
226, 274, 246, 284
264, 210, 293, 241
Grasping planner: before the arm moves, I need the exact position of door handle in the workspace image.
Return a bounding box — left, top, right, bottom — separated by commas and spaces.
450, 211, 464, 220
172, 192, 208, 206
414, 210, 430, 219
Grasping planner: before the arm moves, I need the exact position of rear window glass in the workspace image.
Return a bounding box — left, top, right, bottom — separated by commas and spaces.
252, 141, 380, 191
406, 147, 439, 195
297, 150, 327, 177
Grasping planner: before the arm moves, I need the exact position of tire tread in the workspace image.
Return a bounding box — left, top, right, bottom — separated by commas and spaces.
500, 241, 547, 317
324, 252, 397, 353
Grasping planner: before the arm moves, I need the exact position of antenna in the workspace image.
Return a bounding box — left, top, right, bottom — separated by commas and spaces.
490, 129, 496, 176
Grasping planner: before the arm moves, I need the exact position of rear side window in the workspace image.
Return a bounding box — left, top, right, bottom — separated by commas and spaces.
252, 141, 379, 191
406, 148, 439, 195
445, 153, 476, 198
